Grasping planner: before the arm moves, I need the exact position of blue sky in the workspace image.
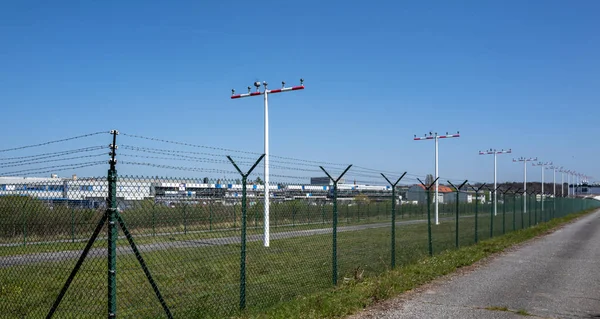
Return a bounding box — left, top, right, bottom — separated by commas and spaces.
1, 1, 599, 185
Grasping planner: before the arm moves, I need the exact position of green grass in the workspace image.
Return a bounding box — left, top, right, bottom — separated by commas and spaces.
485, 306, 509, 311
0, 203, 595, 318
0, 211, 460, 257
1, 204, 533, 258
0, 198, 502, 250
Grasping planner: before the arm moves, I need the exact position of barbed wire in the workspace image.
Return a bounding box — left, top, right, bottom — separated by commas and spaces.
120, 133, 351, 167
0, 153, 107, 169
0, 131, 495, 185
119, 153, 246, 166
0, 132, 109, 153
120, 145, 238, 160
8, 162, 107, 177
121, 144, 346, 170
0, 161, 107, 176
118, 148, 477, 183
119, 161, 240, 175
0, 146, 107, 162
120, 149, 325, 174
119, 133, 494, 183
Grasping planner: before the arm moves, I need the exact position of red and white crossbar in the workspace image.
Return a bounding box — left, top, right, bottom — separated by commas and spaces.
479, 149, 511, 155
512, 157, 537, 163
231, 84, 305, 99
413, 133, 460, 141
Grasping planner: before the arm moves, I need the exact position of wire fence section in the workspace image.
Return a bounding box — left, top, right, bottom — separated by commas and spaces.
0, 131, 598, 318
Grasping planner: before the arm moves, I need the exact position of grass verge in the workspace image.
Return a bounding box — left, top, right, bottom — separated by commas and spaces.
239, 208, 597, 319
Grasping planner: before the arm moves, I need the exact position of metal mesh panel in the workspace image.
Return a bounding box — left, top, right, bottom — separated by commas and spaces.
2, 131, 599, 318
0, 179, 107, 318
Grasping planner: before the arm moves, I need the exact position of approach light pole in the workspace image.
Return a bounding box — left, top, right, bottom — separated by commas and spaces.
414, 131, 460, 225
546, 165, 559, 198
513, 157, 537, 213
230, 79, 305, 247
567, 170, 575, 197
479, 148, 511, 216
532, 161, 552, 211
558, 167, 565, 197
569, 170, 575, 197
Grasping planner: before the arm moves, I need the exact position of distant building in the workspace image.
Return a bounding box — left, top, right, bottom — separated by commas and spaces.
405, 184, 454, 204
443, 191, 470, 203
310, 177, 345, 185
404, 184, 486, 204
574, 184, 600, 195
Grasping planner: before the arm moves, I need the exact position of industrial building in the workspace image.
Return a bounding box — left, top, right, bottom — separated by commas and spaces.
404, 184, 484, 205
0, 175, 395, 208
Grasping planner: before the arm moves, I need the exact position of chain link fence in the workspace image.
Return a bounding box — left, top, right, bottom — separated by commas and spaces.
1, 131, 598, 318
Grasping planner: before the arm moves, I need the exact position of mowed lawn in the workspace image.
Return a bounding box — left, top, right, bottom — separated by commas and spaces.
0, 209, 535, 318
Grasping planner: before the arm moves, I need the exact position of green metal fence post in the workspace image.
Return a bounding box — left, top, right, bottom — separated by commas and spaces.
534, 193, 538, 225
228, 154, 265, 310
46, 130, 118, 319
512, 192, 517, 231
240, 176, 248, 307
426, 189, 433, 255
501, 187, 512, 235
474, 190, 479, 243
469, 184, 486, 244
551, 194, 555, 220
381, 172, 407, 269
489, 188, 494, 238
107, 131, 119, 318
447, 180, 468, 249
521, 191, 525, 229
527, 191, 532, 227
321, 165, 352, 286
418, 177, 439, 256
512, 188, 520, 231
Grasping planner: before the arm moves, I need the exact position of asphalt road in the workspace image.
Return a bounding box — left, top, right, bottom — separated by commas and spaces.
349, 209, 600, 319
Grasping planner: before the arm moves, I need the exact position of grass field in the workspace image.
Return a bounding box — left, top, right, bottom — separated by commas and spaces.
0, 196, 589, 318
1, 209, 536, 318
